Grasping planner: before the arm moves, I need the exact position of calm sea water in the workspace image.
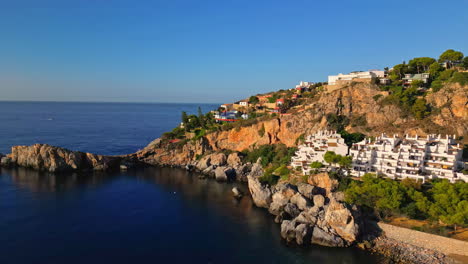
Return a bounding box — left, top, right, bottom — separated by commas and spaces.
0, 102, 384, 264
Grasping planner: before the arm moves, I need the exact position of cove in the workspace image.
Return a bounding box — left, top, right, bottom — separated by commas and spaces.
0, 166, 384, 264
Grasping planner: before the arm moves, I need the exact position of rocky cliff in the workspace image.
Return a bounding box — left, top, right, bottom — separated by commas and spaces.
136, 82, 468, 167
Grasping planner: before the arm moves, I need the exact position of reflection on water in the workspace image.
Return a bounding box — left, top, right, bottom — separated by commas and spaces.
0, 167, 384, 264
1, 167, 116, 193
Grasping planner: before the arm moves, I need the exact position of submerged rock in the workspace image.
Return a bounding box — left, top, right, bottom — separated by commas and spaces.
232, 187, 243, 198
214, 166, 236, 181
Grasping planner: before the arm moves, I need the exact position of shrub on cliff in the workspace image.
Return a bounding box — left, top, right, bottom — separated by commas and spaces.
343, 174, 468, 227
449, 72, 468, 86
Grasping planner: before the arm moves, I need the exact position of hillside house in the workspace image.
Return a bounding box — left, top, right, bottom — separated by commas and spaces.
402, 73, 430, 85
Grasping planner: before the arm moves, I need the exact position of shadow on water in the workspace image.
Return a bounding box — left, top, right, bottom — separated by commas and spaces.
0, 166, 386, 264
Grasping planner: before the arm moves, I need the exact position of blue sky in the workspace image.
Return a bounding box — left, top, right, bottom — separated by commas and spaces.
1, 0, 467, 103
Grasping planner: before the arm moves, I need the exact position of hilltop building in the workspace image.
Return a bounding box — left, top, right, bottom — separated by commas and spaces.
327, 70, 385, 85
291, 131, 348, 175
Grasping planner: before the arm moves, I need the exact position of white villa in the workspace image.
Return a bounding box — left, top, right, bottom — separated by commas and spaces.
295, 81, 314, 89
328, 70, 385, 85
291, 130, 348, 175
350, 134, 466, 183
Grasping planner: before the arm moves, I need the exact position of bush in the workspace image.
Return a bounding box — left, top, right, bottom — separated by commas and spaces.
431, 80, 444, 92
258, 124, 265, 137
373, 94, 383, 101
449, 72, 468, 86
242, 144, 297, 169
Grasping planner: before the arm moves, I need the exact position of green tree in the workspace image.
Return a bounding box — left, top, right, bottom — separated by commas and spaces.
439, 49, 464, 62
181, 111, 189, 131
431, 80, 444, 92
391, 63, 410, 79
408, 57, 436, 73
345, 173, 405, 217
324, 151, 341, 167
438, 69, 455, 81
411, 98, 430, 119
249, 96, 259, 104
429, 61, 443, 78
338, 155, 352, 169
310, 161, 324, 169
197, 107, 205, 128
462, 57, 468, 68
411, 79, 424, 88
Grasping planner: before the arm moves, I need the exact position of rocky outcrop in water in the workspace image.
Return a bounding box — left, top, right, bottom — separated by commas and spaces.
245, 161, 361, 247
0, 144, 136, 172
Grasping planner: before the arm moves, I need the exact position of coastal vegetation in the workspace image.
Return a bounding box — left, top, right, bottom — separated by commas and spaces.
241, 144, 297, 185
379, 49, 467, 120
343, 173, 468, 229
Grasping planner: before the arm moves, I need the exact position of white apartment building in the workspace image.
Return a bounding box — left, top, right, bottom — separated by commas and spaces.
328, 70, 385, 85
350, 134, 465, 183
291, 130, 348, 175
295, 81, 314, 89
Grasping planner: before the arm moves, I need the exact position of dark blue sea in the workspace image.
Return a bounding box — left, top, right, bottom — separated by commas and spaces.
0, 102, 383, 264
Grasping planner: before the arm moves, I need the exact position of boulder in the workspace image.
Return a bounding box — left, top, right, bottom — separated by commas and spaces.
290, 193, 311, 211
234, 164, 251, 182
196, 155, 211, 171
295, 211, 317, 225
247, 174, 272, 208
269, 185, 296, 215
313, 195, 325, 207
284, 203, 301, 218
280, 220, 297, 243
215, 166, 236, 181
297, 183, 315, 199
268, 200, 285, 216
328, 191, 346, 202
311, 227, 345, 247
295, 224, 312, 245
308, 205, 322, 218
232, 187, 243, 198
323, 197, 359, 243
227, 152, 242, 167
0, 156, 13, 167
307, 172, 339, 194
202, 165, 216, 176
210, 153, 227, 166
249, 158, 264, 178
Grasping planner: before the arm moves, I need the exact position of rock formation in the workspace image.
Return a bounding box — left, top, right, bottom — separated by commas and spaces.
245, 166, 361, 247
0, 144, 132, 172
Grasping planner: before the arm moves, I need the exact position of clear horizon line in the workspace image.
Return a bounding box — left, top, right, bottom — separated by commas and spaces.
0, 99, 220, 105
